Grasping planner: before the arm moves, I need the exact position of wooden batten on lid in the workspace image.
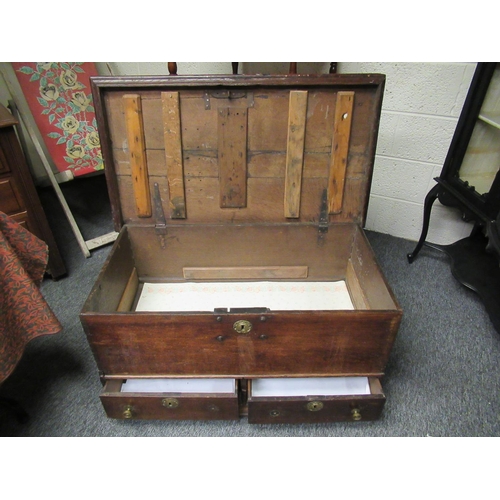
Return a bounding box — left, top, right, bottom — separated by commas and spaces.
328, 91, 355, 214
284, 90, 308, 218
161, 91, 186, 219
123, 94, 151, 218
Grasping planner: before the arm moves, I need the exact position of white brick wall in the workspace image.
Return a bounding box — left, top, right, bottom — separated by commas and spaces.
340, 62, 477, 244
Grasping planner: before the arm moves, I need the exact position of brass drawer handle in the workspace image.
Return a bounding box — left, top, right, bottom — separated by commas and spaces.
162, 398, 179, 408
306, 401, 324, 412
351, 408, 362, 421
123, 405, 133, 419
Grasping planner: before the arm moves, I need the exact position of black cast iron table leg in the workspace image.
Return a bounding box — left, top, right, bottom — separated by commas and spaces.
407, 184, 440, 263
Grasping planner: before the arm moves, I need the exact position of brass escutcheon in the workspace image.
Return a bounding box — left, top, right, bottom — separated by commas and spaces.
162, 398, 179, 409
233, 319, 252, 334
269, 410, 281, 417
306, 401, 324, 412
123, 405, 133, 419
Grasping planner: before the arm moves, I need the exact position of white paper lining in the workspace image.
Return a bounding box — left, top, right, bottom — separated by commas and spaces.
135, 281, 354, 312
120, 377, 370, 396
251, 377, 371, 397
121, 378, 236, 394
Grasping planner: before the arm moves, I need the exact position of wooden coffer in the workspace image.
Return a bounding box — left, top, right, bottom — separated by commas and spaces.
80, 74, 402, 424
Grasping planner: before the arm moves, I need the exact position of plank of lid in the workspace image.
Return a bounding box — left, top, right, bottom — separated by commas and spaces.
123, 94, 151, 218
218, 107, 248, 208
328, 91, 355, 214
284, 90, 308, 218
162, 91, 186, 218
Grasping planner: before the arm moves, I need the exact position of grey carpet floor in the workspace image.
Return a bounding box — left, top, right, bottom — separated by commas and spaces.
1, 173, 499, 437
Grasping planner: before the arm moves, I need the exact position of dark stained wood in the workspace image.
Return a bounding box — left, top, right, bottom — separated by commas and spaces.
168, 62, 177, 75
247, 377, 385, 424
125, 224, 355, 280
117, 268, 139, 312
345, 260, 369, 310
91, 74, 385, 90
0, 104, 66, 278
350, 225, 402, 311
218, 107, 248, 208
81, 227, 135, 313
80, 310, 400, 377
100, 380, 239, 420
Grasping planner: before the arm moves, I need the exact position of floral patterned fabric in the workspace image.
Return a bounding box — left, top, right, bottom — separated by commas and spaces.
11, 62, 102, 177
0, 211, 62, 383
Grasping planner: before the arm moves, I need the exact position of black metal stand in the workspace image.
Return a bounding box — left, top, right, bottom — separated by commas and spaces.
407, 184, 440, 263
408, 63, 500, 334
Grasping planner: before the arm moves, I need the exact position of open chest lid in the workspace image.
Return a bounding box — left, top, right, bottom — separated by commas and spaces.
91, 74, 385, 231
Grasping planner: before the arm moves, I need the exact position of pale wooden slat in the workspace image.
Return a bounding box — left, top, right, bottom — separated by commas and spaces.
328, 91, 355, 214
345, 259, 369, 310
123, 94, 151, 217
117, 268, 139, 312
162, 91, 186, 218
284, 90, 308, 218
218, 107, 248, 208
183, 266, 309, 280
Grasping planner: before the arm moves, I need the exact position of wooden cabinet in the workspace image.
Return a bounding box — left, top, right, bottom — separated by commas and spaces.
408, 63, 500, 333
0, 104, 66, 279
80, 74, 402, 423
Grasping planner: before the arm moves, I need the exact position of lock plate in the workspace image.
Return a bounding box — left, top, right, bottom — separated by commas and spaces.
233, 320, 252, 334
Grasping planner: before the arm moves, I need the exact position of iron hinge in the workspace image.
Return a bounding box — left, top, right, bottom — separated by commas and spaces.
318, 188, 329, 236
153, 183, 167, 249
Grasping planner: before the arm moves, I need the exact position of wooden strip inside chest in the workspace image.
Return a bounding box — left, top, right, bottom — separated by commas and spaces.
80, 74, 402, 423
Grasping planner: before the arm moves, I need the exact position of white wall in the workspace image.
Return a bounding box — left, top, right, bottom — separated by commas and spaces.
339, 62, 476, 244
0, 61, 477, 244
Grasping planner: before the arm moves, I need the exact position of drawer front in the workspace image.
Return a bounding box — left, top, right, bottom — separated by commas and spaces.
0, 178, 24, 214
0, 148, 10, 174
100, 379, 240, 420
8, 210, 29, 230
247, 377, 385, 424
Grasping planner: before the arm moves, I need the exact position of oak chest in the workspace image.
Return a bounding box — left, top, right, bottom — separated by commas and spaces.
80, 73, 402, 423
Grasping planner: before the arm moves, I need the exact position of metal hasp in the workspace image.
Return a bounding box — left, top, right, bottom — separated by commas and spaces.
318, 189, 329, 240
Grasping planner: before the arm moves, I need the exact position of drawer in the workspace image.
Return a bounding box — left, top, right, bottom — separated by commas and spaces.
0, 178, 24, 214
0, 148, 10, 174
247, 377, 385, 424
8, 211, 29, 230
100, 378, 240, 420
